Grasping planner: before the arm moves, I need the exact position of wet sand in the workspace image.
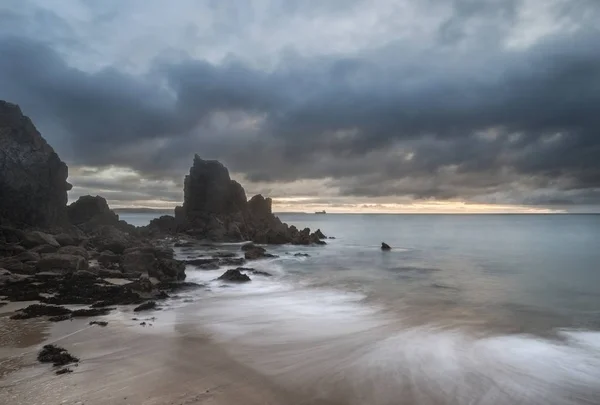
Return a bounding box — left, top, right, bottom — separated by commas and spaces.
0, 311, 315, 405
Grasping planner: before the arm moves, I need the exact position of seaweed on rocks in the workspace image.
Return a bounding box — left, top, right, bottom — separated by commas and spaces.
37, 345, 79, 366
10, 304, 71, 320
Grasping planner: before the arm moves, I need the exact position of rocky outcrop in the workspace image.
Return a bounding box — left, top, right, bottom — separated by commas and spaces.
381, 242, 391, 251
171, 155, 326, 245
67, 195, 135, 234
68, 195, 118, 226
0, 101, 71, 228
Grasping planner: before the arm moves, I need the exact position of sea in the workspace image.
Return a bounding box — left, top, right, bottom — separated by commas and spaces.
120, 213, 600, 405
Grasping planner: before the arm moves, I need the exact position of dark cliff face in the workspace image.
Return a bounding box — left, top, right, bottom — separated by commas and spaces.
0, 101, 71, 228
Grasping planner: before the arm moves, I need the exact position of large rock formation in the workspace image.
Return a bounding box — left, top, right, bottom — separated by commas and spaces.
170, 155, 326, 244
0, 101, 71, 228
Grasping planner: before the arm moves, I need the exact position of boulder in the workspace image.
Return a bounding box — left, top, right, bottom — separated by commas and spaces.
121, 251, 156, 274
381, 242, 391, 251
36, 254, 88, 273
14, 251, 40, 263
244, 245, 276, 260
0, 244, 26, 257
217, 269, 251, 283
21, 231, 60, 248
134, 301, 157, 312
91, 226, 135, 254
0, 258, 36, 274
151, 259, 186, 281
54, 233, 76, 246
0, 101, 71, 227
57, 246, 90, 260
30, 244, 59, 254
98, 250, 120, 267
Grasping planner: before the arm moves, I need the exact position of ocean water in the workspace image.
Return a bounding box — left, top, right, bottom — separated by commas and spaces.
128, 213, 600, 404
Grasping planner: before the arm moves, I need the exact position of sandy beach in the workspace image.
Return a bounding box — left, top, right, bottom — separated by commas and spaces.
0, 304, 312, 405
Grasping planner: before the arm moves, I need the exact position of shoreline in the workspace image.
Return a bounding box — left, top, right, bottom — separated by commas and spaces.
0, 309, 314, 405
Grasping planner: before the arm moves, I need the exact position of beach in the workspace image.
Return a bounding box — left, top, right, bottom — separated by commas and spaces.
2, 214, 600, 405
0, 308, 301, 405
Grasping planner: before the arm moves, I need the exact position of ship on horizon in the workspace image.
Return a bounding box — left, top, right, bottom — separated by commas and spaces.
315, 210, 326, 214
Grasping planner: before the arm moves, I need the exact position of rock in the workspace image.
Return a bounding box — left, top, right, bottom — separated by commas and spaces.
36, 254, 88, 273
314, 229, 327, 239
121, 251, 156, 274
73, 270, 97, 279
152, 258, 186, 281
294, 253, 310, 257
238, 267, 272, 277
0, 258, 36, 274
71, 307, 113, 317
147, 215, 177, 234
247, 194, 272, 219
91, 226, 135, 254
381, 242, 391, 251
123, 245, 174, 260
0, 101, 71, 227
57, 246, 90, 260
97, 268, 125, 278
212, 252, 237, 258
244, 246, 276, 260
54, 233, 76, 246
14, 251, 41, 263
182, 155, 248, 217
21, 231, 60, 248
30, 244, 59, 254
185, 258, 219, 266
0, 244, 26, 257
0, 269, 30, 285
49, 315, 71, 322
217, 269, 251, 283
89, 321, 108, 327
130, 275, 154, 293
55, 368, 73, 375
37, 345, 79, 366
196, 262, 220, 270
67, 195, 119, 227
133, 301, 157, 312
11, 304, 72, 320
218, 257, 246, 266
241, 242, 258, 251
98, 250, 120, 267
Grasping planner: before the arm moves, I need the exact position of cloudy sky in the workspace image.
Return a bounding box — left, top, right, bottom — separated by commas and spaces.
1, 0, 599, 213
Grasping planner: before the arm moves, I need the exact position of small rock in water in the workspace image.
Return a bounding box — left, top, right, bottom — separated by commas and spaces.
89, 320, 108, 327
140, 321, 146, 326
38, 344, 79, 366
218, 269, 251, 283
381, 242, 391, 251
294, 253, 310, 257
134, 301, 157, 312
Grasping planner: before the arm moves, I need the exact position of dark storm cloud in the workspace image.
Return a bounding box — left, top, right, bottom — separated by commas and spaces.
0, 0, 599, 207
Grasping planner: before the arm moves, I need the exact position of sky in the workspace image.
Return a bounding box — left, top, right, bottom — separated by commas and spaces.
1, 0, 599, 213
